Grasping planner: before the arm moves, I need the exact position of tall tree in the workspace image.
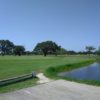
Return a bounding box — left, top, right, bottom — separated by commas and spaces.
0, 40, 14, 55
14, 45, 25, 56
34, 41, 61, 56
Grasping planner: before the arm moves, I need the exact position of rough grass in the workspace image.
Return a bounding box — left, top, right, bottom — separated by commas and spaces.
0, 78, 38, 93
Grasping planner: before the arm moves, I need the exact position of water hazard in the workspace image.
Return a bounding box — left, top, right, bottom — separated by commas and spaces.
58, 63, 100, 81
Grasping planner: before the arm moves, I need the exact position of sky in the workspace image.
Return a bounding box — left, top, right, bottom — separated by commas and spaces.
0, 0, 100, 51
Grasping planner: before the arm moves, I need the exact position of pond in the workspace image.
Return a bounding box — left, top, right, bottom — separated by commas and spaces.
58, 63, 100, 81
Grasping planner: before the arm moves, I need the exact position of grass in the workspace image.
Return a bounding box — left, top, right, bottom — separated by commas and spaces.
45, 57, 100, 86
45, 60, 95, 79
0, 55, 93, 80
0, 78, 38, 93
0, 55, 98, 93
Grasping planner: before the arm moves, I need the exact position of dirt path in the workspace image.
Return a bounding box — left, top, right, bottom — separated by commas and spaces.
36, 73, 52, 84
0, 80, 100, 100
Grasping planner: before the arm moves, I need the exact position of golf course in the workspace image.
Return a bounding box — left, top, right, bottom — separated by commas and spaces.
1, 0, 100, 99
0, 55, 99, 93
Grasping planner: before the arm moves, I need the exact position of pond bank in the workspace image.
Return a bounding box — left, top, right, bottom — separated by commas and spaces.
45, 60, 100, 86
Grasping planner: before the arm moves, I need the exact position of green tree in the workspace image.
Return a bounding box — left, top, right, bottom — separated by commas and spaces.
34, 41, 61, 56
85, 46, 95, 56
0, 40, 14, 55
14, 45, 25, 56
57, 48, 67, 55
96, 47, 100, 55
67, 50, 77, 55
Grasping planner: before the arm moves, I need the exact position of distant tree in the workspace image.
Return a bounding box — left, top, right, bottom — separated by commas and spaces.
0, 40, 14, 55
67, 50, 77, 55
25, 51, 33, 55
33, 41, 61, 56
14, 45, 25, 56
85, 46, 95, 54
57, 48, 67, 55
77, 51, 88, 55
96, 47, 100, 55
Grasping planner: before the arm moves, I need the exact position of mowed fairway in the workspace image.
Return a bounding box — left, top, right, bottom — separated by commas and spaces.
0, 55, 92, 80
0, 55, 94, 92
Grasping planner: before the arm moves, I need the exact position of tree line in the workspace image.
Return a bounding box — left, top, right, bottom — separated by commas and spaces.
0, 39, 100, 56
0, 40, 25, 56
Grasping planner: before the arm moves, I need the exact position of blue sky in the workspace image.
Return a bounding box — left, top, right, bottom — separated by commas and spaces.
0, 0, 100, 51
